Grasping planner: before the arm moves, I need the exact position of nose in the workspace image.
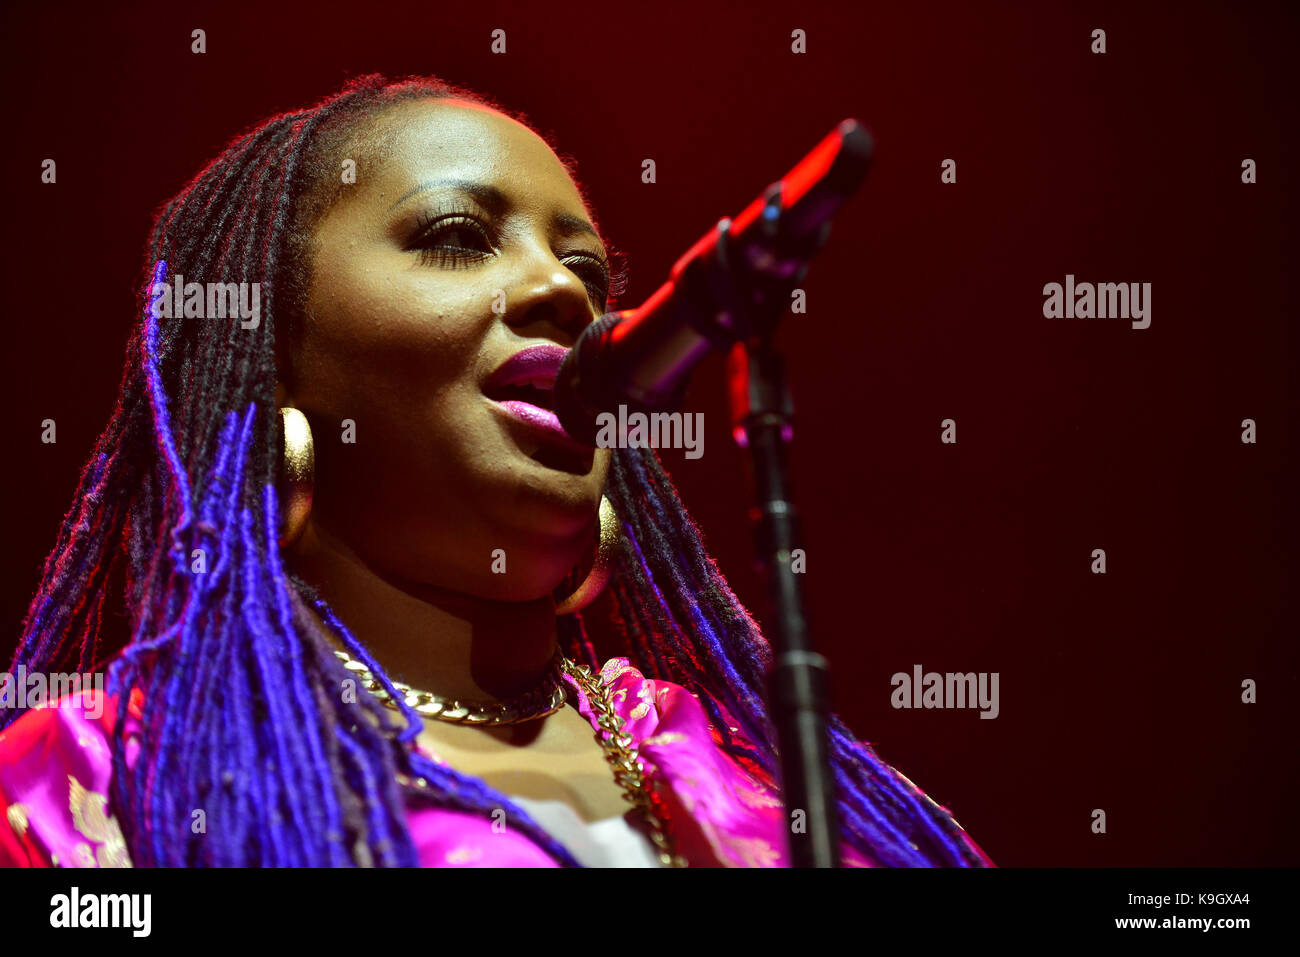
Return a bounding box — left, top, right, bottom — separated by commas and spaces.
502, 249, 598, 346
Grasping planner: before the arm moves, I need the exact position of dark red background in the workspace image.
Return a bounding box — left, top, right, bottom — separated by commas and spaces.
2, 0, 1295, 866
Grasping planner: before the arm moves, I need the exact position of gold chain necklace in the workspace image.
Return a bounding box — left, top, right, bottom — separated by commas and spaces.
335, 648, 688, 867
556, 656, 688, 868
332, 649, 567, 725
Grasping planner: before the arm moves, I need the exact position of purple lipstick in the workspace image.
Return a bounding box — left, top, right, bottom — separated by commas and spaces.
482, 343, 586, 449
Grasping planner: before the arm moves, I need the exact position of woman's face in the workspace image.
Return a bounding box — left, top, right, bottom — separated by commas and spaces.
287, 98, 614, 602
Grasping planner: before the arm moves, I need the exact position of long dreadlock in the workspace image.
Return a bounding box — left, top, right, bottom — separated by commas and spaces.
4, 73, 989, 867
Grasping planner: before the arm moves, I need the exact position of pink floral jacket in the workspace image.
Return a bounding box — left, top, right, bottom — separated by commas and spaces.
0, 658, 991, 868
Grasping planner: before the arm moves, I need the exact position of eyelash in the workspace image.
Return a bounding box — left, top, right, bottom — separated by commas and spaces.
410, 203, 617, 308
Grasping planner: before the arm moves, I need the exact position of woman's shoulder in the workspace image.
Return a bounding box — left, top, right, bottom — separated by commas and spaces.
0, 687, 136, 867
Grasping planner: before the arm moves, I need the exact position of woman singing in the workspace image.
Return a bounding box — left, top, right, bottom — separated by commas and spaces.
0, 74, 992, 868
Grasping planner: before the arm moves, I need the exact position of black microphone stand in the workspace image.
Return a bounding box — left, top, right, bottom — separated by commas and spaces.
717, 189, 841, 868
555, 121, 873, 866
732, 339, 839, 868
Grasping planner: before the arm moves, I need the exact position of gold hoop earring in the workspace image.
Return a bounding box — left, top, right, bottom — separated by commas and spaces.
554, 495, 619, 615
278, 407, 314, 548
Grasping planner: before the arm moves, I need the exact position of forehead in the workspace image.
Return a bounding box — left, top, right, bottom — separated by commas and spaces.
360, 99, 589, 215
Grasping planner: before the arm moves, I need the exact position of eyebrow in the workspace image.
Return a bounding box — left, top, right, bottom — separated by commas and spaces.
389, 177, 602, 244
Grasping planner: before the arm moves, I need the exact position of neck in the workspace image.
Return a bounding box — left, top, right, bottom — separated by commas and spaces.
288, 519, 559, 702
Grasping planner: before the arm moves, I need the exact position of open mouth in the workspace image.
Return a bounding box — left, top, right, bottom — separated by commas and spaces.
483, 386, 593, 474
482, 343, 594, 474
487, 381, 555, 411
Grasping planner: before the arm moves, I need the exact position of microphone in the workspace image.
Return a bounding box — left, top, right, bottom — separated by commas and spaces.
554, 119, 874, 447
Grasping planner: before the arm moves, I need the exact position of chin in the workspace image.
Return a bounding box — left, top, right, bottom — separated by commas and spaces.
459, 540, 585, 603
491, 502, 598, 590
